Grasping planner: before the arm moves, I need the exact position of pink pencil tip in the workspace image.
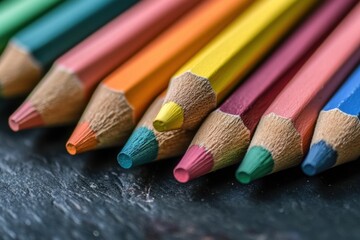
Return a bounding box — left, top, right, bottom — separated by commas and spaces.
173, 145, 214, 183
8, 102, 44, 131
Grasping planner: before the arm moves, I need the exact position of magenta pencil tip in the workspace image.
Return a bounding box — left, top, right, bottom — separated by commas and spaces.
173, 145, 214, 183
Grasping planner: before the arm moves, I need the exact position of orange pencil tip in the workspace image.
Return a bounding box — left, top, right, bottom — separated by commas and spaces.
66, 122, 98, 155
8, 101, 44, 131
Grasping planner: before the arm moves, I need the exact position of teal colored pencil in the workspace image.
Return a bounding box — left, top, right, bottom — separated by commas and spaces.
0, 0, 137, 97
302, 64, 360, 176
118, 93, 195, 169
0, 0, 60, 52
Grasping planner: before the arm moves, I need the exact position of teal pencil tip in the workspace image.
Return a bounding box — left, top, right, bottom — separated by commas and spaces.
302, 141, 337, 176
235, 146, 274, 184
117, 127, 158, 169
118, 153, 134, 169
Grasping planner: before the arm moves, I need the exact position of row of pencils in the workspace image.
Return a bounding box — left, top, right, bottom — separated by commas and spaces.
0, 0, 359, 184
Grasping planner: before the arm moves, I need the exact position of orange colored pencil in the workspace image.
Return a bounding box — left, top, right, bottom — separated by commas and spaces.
9, 0, 200, 131
66, 0, 251, 155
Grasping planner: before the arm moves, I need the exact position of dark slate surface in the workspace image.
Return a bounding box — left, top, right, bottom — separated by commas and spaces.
0, 99, 359, 240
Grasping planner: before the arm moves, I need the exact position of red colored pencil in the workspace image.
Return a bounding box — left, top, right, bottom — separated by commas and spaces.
8, 0, 201, 131
173, 0, 357, 183
236, 3, 360, 184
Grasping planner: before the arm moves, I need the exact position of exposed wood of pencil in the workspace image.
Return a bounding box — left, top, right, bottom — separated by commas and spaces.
0, 0, 137, 97
118, 93, 196, 169
154, 0, 317, 132
0, 43, 41, 97
66, 85, 134, 155
9, 0, 201, 131
246, 4, 360, 173
65, 0, 251, 153
305, 65, 360, 172
312, 110, 360, 166
174, 0, 355, 181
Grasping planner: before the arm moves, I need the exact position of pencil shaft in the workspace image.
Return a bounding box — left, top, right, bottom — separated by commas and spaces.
13, 0, 137, 68
263, 4, 360, 145
173, 0, 316, 97
323, 65, 360, 114
303, 65, 360, 173
0, 0, 60, 52
174, 0, 356, 182
8, 0, 200, 130
220, 0, 357, 132
104, 0, 251, 120
154, 0, 317, 131
237, 4, 360, 183
0, 0, 137, 97
57, 0, 202, 95
65, 0, 251, 153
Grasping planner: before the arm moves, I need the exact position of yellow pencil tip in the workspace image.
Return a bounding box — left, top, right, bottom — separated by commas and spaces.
153, 102, 184, 132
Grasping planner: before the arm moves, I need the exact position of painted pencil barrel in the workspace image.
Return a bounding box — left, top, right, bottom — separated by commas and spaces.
64, 0, 251, 154
0, 0, 60, 52
0, 0, 137, 97
153, 0, 317, 132
13, 0, 137, 68
236, 3, 360, 184
302, 65, 360, 176
173, 0, 356, 183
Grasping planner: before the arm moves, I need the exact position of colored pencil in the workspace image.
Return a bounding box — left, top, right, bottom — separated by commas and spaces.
0, 0, 137, 97
65, 0, 251, 155
173, 0, 356, 183
236, 4, 360, 184
302, 65, 360, 176
152, 0, 317, 132
118, 92, 196, 169
0, 0, 60, 52
8, 0, 201, 132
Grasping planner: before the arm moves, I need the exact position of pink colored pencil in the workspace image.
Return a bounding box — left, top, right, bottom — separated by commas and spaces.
236, 3, 360, 184
173, 0, 358, 183
9, 0, 202, 131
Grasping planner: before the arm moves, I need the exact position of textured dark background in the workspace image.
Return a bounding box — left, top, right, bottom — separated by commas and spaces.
0, 98, 359, 240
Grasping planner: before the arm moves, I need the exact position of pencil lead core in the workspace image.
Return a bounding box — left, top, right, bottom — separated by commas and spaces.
236, 146, 274, 184
302, 141, 337, 176
8, 101, 44, 131
66, 122, 98, 155
153, 102, 184, 132
173, 145, 213, 183
117, 127, 158, 169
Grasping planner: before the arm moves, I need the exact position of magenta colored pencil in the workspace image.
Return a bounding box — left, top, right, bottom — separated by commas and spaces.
173, 0, 357, 183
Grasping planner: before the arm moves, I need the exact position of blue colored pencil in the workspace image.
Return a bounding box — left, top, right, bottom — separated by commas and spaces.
0, 0, 137, 97
302, 64, 360, 176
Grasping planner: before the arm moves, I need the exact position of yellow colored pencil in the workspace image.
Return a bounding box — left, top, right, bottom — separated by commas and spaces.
153, 0, 317, 132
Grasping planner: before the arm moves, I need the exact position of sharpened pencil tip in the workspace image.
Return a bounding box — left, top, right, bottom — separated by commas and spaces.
173, 168, 190, 183
8, 101, 44, 131
66, 122, 98, 155
236, 146, 274, 184
117, 127, 158, 169
153, 102, 184, 132
302, 141, 337, 176
173, 145, 213, 183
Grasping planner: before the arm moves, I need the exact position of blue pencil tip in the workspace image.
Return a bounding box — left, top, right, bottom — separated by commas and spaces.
117, 127, 158, 169
302, 141, 337, 176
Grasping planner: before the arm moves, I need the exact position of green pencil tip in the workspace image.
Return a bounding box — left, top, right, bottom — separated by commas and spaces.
236, 146, 274, 184
117, 127, 158, 169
